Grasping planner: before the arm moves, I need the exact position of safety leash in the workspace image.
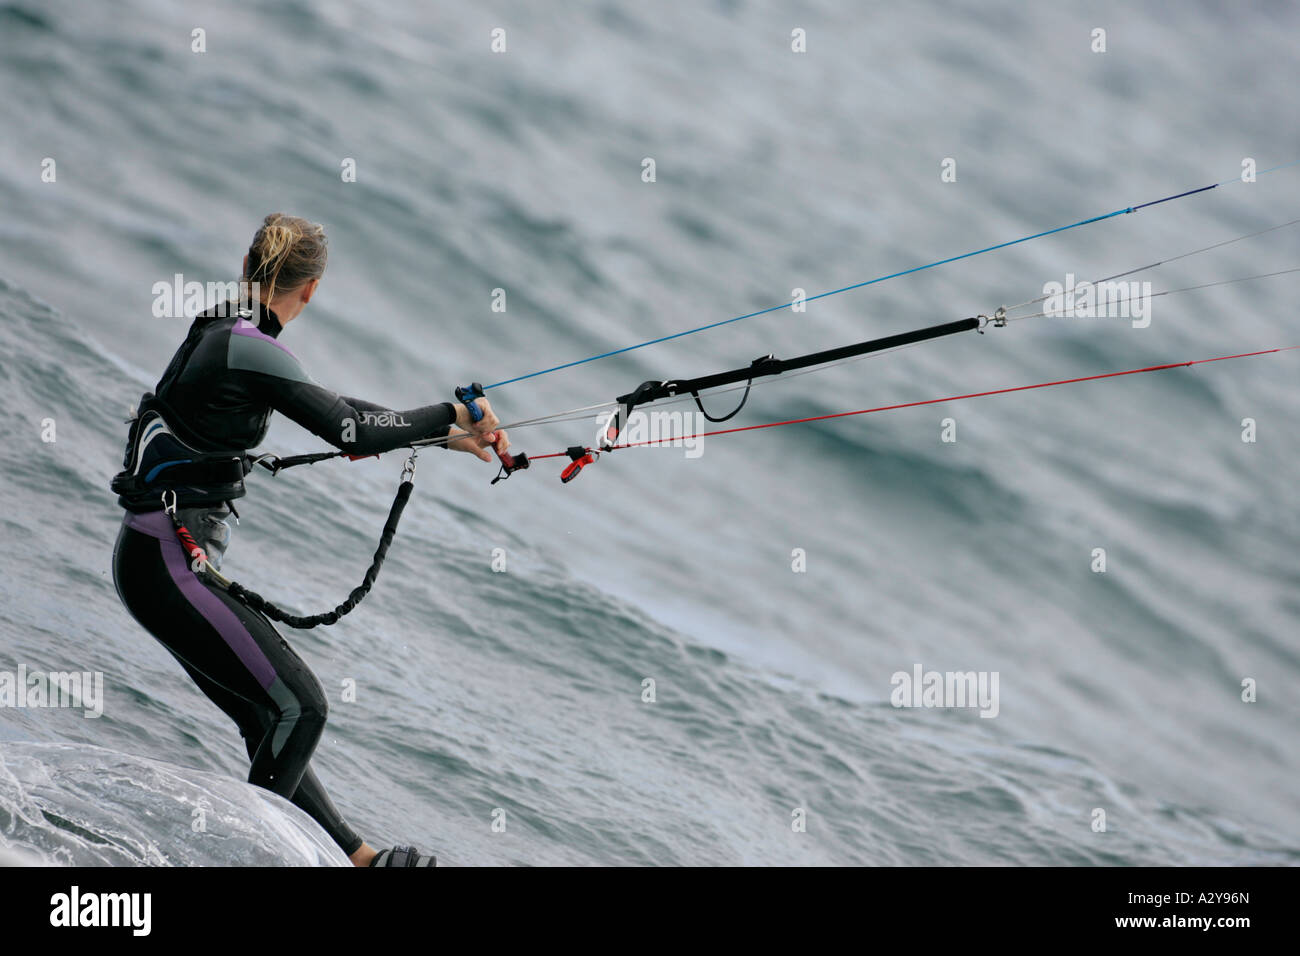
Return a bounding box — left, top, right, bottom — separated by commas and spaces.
163, 452, 421, 629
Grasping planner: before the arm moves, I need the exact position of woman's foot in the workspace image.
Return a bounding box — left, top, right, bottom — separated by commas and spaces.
368, 844, 436, 867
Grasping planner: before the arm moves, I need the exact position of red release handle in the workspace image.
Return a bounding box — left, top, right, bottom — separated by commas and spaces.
560, 452, 594, 483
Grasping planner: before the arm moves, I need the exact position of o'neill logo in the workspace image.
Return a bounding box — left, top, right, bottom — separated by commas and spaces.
340, 411, 411, 444
357, 410, 409, 427
49, 886, 151, 936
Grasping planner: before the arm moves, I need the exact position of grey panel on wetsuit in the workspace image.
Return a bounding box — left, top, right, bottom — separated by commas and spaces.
265, 676, 305, 758
226, 334, 313, 384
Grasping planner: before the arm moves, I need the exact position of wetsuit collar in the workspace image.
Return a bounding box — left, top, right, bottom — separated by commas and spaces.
256, 301, 283, 338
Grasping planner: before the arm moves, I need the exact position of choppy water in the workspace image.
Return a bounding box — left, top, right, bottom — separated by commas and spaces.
1, 0, 1297, 865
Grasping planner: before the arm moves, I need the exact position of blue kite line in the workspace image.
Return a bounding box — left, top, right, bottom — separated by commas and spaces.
486, 161, 1296, 390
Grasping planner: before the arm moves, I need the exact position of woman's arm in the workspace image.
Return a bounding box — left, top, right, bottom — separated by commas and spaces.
231, 339, 454, 452
231, 333, 502, 456
279, 382, 457, 454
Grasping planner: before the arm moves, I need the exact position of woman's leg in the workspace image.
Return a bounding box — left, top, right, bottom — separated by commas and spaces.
170, 651, 365, 857
290, 767, 365, 857
113, 513, 363, 856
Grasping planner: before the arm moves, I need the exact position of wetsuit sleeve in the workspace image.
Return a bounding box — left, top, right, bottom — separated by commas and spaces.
341, 395, 460, 451
228, 336, 457, 453
279, 384, 455, 453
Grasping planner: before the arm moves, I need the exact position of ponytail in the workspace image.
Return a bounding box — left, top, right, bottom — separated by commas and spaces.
243, 213, 328, 307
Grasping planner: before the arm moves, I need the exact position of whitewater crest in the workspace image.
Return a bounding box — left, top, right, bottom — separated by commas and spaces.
0, 740, 349, 866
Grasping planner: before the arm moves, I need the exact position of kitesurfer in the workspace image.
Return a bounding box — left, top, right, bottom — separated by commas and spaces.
110, 213, 506, 866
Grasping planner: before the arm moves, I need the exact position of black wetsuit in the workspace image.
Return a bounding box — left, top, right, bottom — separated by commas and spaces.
111, 301, 456, 856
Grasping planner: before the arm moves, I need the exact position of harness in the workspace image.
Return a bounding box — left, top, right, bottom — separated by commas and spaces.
114, 391, 420, 630
110, 393, 249, 512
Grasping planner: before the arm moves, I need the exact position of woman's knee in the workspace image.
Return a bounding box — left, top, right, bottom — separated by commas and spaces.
288, 680, 329, 735
299, 695, 328, 732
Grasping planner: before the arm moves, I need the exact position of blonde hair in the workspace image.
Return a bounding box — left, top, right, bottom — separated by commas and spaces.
243, 213, 328, 306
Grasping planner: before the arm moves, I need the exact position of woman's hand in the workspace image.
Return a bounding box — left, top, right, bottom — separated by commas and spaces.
446, 426, 510, 462
454, 397, 501, 437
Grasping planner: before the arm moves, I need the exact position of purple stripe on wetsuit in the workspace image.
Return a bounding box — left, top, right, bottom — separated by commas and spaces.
231, 316, 296, 357
125, 510, 277, 690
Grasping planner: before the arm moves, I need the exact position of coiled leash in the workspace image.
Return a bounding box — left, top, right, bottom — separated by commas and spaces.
163, 451, 420, 629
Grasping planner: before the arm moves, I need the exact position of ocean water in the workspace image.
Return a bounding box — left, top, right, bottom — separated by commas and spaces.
0, 0, 1297, 865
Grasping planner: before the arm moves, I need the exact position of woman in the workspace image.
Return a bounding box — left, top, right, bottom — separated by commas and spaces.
111, 213, 506, 866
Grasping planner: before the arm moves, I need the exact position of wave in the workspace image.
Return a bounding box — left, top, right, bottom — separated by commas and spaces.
0, 739, 349, 866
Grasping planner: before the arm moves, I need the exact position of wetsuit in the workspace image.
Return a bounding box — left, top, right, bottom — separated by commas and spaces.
111, 300, 456, 856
